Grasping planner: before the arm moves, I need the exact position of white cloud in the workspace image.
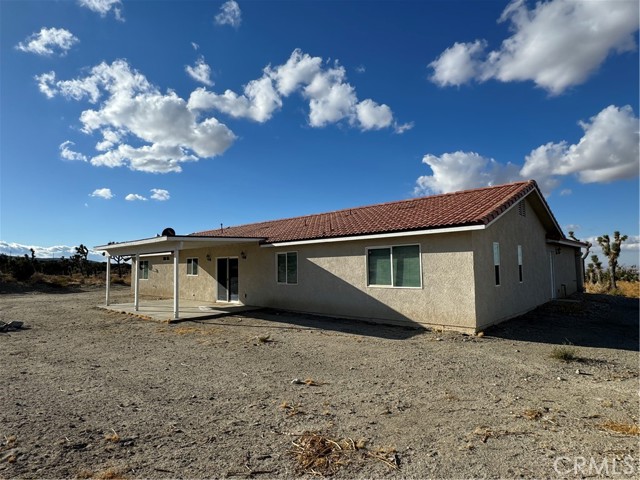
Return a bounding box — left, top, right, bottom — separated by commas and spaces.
150, 188, 170, 201
355, 65, 366, 74
187, 49, 407, 131
415, 105, 639, 196
215, 0, 242, 27
16, 27, 79, 56
559, 189, 572, 196
39, 59, 236, 173
430, 0, 639, 94
59, 140, 87, 162
77, 0, 124, 21
0, 241, 102, 260
191, 42, 199, 51
415, 151, 520, 195
429, 40, 486, 87
125, 193, 147, 201
186, 56, 214, 86
90, 188, 114, 199
521, 105, 639, 187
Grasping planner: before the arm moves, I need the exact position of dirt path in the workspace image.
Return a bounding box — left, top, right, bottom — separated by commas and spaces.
1, 286, 638, 478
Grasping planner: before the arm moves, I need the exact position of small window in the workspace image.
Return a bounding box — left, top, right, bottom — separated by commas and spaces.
493, 242, 500, 286
162, 256, 170, 262
517, 245, 523, 283
139, 260, 149, 280
367, 245, 421, 288
187, 257, 199, 276
276, 252, 297, 284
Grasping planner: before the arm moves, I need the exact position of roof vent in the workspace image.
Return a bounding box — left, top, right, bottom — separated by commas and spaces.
162, 227, 176, 237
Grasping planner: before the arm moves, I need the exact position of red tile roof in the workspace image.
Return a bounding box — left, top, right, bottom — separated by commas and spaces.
192, 180, 546, 243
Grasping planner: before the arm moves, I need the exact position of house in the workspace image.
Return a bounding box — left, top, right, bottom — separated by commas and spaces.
96, 180, 586, 333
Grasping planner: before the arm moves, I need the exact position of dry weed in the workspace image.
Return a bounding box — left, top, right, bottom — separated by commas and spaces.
599, 421, 640, 436
280, 401, 304, 417
550, 344, 578, 362
291, 431, 356, 476
522, 408, 543, 420
104, 429, 120, 442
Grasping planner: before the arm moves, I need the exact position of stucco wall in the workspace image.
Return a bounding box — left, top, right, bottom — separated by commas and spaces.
472, 198, 554, 330
135, 233, 478, 331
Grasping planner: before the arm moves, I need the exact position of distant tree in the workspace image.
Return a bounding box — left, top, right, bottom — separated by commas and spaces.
106, 242, 131, 278
589, 255, 604, 284
597, 232, 628, 290
73, 244, 89, 276
30, 248, 36, 260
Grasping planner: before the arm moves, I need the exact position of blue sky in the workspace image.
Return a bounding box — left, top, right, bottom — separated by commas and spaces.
1, 0, 638, 266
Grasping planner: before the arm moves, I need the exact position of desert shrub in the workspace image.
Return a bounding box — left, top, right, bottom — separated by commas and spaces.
11, 257, 35, 281
550, 344, 578, 362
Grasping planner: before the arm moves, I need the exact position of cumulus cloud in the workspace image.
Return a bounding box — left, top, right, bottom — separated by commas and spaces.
37, 51, 405, 173
77, 0, 124, 21
186, 56, 214, 86
520, 105, 639, 187
416, 105, 639, 196
38, 59, 236, 173
16, 27, 79, 56
59, 140, 87, 162
429, 0, 639, 94
415, 151, 520, 195
125, 193, 147, 201
150, 188, 170, 201
187, 49, 406, 131
215, 0, 242, 27
90, 188, 114, 199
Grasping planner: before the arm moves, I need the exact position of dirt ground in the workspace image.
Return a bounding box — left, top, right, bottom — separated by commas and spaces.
1, 285, 638, 479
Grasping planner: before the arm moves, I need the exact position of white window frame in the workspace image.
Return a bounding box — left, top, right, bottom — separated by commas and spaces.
493, 242, 500, 287
276, 251, 298, 285
186, 257, 199, 276
139, 260, 149, 280
365, 244, 423, 289
517, 245, 523, 283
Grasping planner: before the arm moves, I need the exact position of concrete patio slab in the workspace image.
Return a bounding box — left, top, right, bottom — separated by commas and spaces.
98, 299, 260, 322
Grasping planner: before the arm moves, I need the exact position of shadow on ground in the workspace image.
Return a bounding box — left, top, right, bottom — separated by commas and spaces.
487, 293, 639, 352
190, 308, 427, 341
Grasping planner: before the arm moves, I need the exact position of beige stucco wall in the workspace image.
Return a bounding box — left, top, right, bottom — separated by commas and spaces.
472, 198, 555, 330
134, 233, 478, 332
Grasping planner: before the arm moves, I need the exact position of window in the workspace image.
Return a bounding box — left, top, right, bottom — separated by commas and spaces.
517, 245, 523, 283
139, 260, 149, 280
277, 252, 297, 284
367, 245, 421, 288
493, 242, 500, 286
187, 257, 199, 276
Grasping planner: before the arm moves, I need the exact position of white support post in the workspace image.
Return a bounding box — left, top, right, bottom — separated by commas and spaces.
105, 254, 111, 306
173, 247, 180, 320
134, 253, 140, 312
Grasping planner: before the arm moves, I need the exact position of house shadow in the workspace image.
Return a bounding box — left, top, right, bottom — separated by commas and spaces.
222, 308, 427, 340
487, 294, 639, 352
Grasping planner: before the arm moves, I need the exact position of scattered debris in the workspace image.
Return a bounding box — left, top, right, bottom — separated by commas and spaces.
522, 408, 544, 420
279, 401, 304, 417
291, 378, 322, 386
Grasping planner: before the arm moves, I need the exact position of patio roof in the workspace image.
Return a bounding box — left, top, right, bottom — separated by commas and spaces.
95, 235, 264, 256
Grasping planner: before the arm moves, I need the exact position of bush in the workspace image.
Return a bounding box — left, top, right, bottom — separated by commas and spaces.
550, 344, 578, 362
11, 258, 35, 282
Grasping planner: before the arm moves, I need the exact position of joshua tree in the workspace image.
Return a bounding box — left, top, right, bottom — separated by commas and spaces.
597, 232, 628, 290
106, 242, 131, 278
588, 255, 603, 284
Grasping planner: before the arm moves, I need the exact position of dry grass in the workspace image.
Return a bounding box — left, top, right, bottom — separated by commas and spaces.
279, 401, 304, 417
76, 467, 127, 479
104, 429, 120, 442
550, 344, 578, 362
585, 281, 639, 298
599, 420, 640, 436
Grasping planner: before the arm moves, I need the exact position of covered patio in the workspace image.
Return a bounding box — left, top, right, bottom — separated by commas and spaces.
95, 234, 263, 320
97, 298, 260, 322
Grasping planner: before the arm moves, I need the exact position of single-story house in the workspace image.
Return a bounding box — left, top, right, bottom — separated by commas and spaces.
96, 180, 586, 333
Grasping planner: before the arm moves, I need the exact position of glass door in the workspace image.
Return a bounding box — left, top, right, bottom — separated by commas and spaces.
216, 257, 239, 302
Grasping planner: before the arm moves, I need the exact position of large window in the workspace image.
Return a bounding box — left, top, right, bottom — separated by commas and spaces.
493, 242, 500, 286
139, 260, 149, 280
367, 245, 421, 288
277, 252, 297, 284
187, 257, 199, 276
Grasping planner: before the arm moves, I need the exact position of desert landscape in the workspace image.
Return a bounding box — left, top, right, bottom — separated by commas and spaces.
1, 284, 638, 479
